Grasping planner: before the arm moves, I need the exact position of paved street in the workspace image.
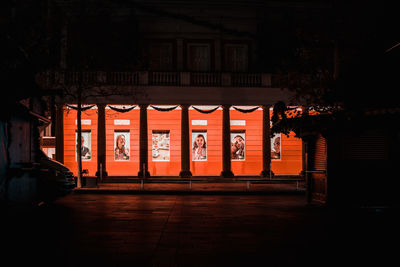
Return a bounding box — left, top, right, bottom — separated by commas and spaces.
3, 193, 396, 267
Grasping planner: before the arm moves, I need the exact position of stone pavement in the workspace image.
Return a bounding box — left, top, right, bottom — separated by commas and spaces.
2, 190, 397, 267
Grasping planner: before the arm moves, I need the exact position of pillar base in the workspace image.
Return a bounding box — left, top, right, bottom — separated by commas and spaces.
138, 170, 151, 178
220, 170, 234, 178
95, 171, 108, 178
179, 170, 192, 178
260, 170, 274, 178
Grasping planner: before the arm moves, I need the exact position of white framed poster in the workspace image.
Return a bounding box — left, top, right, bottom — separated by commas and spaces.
152, 131, 170, 161
231, 132, 245, 160
114, 131, 130, 161
76, 131, 91, 161
271, 133, 281, 160
192, 131, 207, 161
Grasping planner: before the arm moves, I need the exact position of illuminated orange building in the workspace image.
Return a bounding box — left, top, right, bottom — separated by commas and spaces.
62, 105, 302, 177
40, 0, 316, 180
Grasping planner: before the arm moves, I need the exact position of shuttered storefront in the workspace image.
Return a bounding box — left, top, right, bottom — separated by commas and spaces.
310, 133, 327, 204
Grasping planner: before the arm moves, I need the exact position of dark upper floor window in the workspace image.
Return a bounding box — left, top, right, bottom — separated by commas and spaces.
188, 44, 210, 71
223, 43, 249, 72
185, 40, 214, 72
148, 42, 174, 71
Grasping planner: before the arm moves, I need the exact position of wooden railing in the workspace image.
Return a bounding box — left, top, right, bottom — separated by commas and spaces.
44, 71, 274, 87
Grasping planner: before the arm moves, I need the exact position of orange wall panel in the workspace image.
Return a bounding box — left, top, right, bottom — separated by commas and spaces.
230, 109, 263, 175
105, 108, 139, 176
190, 109, 223, 175
271, 131, 302, 175
148, 108, 181, 175
64, 108, 98, 176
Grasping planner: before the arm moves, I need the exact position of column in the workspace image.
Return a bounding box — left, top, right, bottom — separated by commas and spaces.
96, 103, 108, 178
55, 103, 64, 163
179, 104, 192, 178
260, 105, 274, 177
138, 104, 150, 178
220, 105, 234, 177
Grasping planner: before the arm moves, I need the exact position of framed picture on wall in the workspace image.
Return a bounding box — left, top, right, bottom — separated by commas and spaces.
192, 131, 207, 161
231, 132, 245, 160
271, 133, 281, 160
114, 131, 130, 161
152, 131, 170, 161
76, 131, 91, 161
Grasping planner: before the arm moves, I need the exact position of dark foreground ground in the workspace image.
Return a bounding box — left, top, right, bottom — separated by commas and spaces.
2, 193, 397, 267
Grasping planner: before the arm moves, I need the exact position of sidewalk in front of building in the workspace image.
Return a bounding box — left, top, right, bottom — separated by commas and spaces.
74, 176, 306, 194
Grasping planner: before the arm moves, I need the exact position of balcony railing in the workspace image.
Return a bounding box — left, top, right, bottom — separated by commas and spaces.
232, 73, 262, 87
150, 72, 180, 85
191, 72, 221, 86
44, 71, 273, 87
107, 72, 139, 85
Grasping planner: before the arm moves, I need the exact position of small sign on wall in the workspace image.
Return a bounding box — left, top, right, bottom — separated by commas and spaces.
192, 120, 207, 125
114, 119, 130, 125
230, 120, 246, 126
75, 119, 91, 125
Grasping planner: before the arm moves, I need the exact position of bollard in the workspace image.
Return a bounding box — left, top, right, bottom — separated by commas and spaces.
141, 163, 145, 190
247, 180, 250, 189
269, 162, 272, 179
100, 163, 103, 181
